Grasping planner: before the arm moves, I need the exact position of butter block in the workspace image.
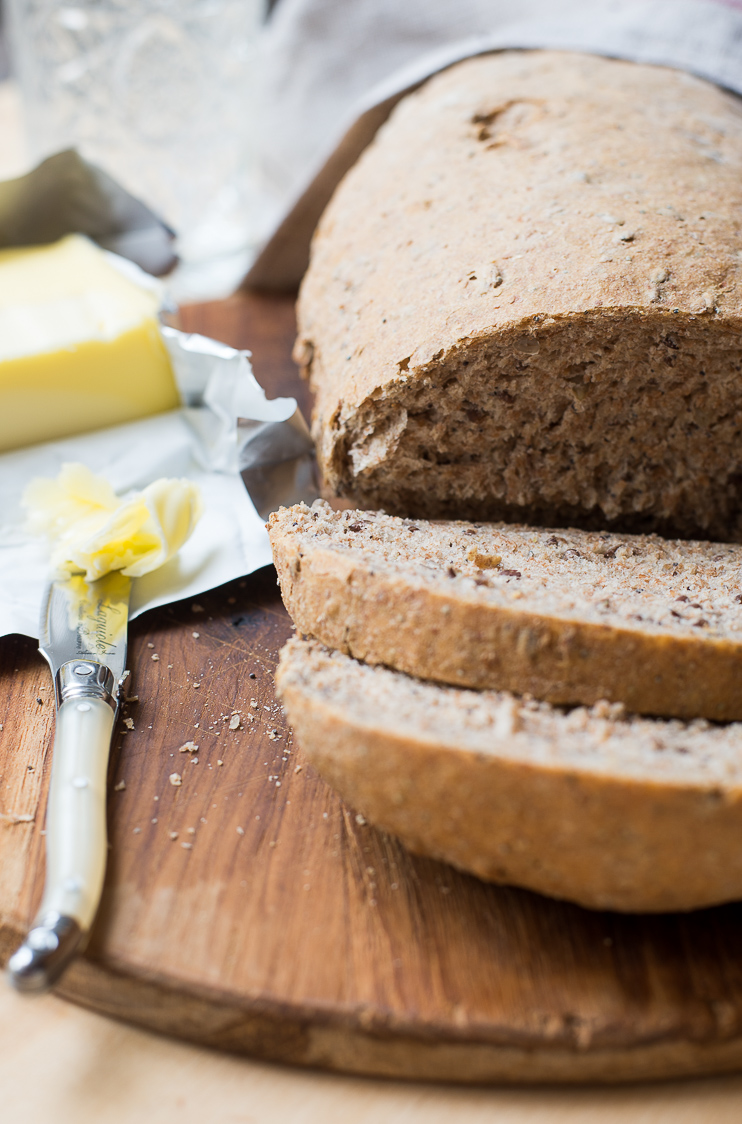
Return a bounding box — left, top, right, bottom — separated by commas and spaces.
0, 234, 180, 452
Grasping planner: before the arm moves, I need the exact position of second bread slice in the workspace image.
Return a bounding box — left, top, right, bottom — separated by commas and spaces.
276, 637, 742, 912
269, 501, 742, 721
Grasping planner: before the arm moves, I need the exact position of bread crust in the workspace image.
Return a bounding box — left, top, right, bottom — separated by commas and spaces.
297, 51, 742, 539
269, 503, 742, 721
276, 638, 742, 912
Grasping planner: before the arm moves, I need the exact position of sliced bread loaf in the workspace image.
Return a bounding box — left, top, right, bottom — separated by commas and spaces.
276, 636, 742, 913
295, 51, 742, 540
269, 502, 742, 721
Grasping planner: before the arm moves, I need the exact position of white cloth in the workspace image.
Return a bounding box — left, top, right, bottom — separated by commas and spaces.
246, 0, 742, 288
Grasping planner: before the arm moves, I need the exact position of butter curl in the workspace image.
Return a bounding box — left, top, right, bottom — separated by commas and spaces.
23, 462, 202, 581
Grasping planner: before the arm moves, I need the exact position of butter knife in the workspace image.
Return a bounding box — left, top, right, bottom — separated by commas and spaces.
7, 571, 131, 993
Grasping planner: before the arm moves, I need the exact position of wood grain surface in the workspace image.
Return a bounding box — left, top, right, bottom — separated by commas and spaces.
2, 293, 742, 1084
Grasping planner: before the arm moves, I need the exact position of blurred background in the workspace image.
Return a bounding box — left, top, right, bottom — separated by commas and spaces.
0, 2, 9, 80
0, 0, 275, 300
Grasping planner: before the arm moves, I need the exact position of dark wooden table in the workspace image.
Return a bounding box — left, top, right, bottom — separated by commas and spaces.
1, 292, 742, 1085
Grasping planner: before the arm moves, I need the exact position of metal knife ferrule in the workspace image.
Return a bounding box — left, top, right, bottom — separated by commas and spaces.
55, 660, 119, 712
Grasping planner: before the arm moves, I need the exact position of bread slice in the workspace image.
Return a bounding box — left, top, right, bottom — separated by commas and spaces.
276, 636, 742, 912
269, 501, 742, 721
295, 51, 742, 540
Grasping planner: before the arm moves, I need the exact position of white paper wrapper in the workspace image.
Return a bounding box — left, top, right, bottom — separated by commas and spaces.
0, 324, 317, 640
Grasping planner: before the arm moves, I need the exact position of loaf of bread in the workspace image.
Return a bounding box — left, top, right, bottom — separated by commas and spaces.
269, 501, 742, 720
276, 637, 742, 913
295, 51, 742, 540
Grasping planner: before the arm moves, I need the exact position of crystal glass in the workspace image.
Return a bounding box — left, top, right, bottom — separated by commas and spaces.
7, 0, 266, 296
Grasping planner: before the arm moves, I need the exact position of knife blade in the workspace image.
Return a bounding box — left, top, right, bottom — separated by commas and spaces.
7, 571, 131, 993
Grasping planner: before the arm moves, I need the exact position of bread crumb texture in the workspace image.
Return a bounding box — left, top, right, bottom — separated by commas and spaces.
276, 636, 742, 912
277, 637, 742, 783
297, 52, 742, 539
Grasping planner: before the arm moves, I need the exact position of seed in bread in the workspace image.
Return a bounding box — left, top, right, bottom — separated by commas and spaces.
296, 51, 742, 539
276, 637, 742, 913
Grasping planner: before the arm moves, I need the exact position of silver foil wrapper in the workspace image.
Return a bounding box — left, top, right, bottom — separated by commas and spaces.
0, 148, 176, 275
161, 326, 319, 521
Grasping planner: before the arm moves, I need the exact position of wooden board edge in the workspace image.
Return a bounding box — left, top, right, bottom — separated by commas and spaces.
2, 920, 742, 1086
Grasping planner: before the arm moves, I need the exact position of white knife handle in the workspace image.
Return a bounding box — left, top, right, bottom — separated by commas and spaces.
8, 679, 118, 993
41, 697, 114, 926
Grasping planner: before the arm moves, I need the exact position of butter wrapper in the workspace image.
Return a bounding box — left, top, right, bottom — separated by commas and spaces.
161, 326, 317, 509
0, 148, 176, 276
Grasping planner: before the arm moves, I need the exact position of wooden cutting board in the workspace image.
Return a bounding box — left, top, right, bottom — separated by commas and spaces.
2, 292, 742, 1085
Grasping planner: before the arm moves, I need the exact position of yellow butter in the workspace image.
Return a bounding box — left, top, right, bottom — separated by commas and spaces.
0, 235, 179, 452
23, 463, 202, 581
